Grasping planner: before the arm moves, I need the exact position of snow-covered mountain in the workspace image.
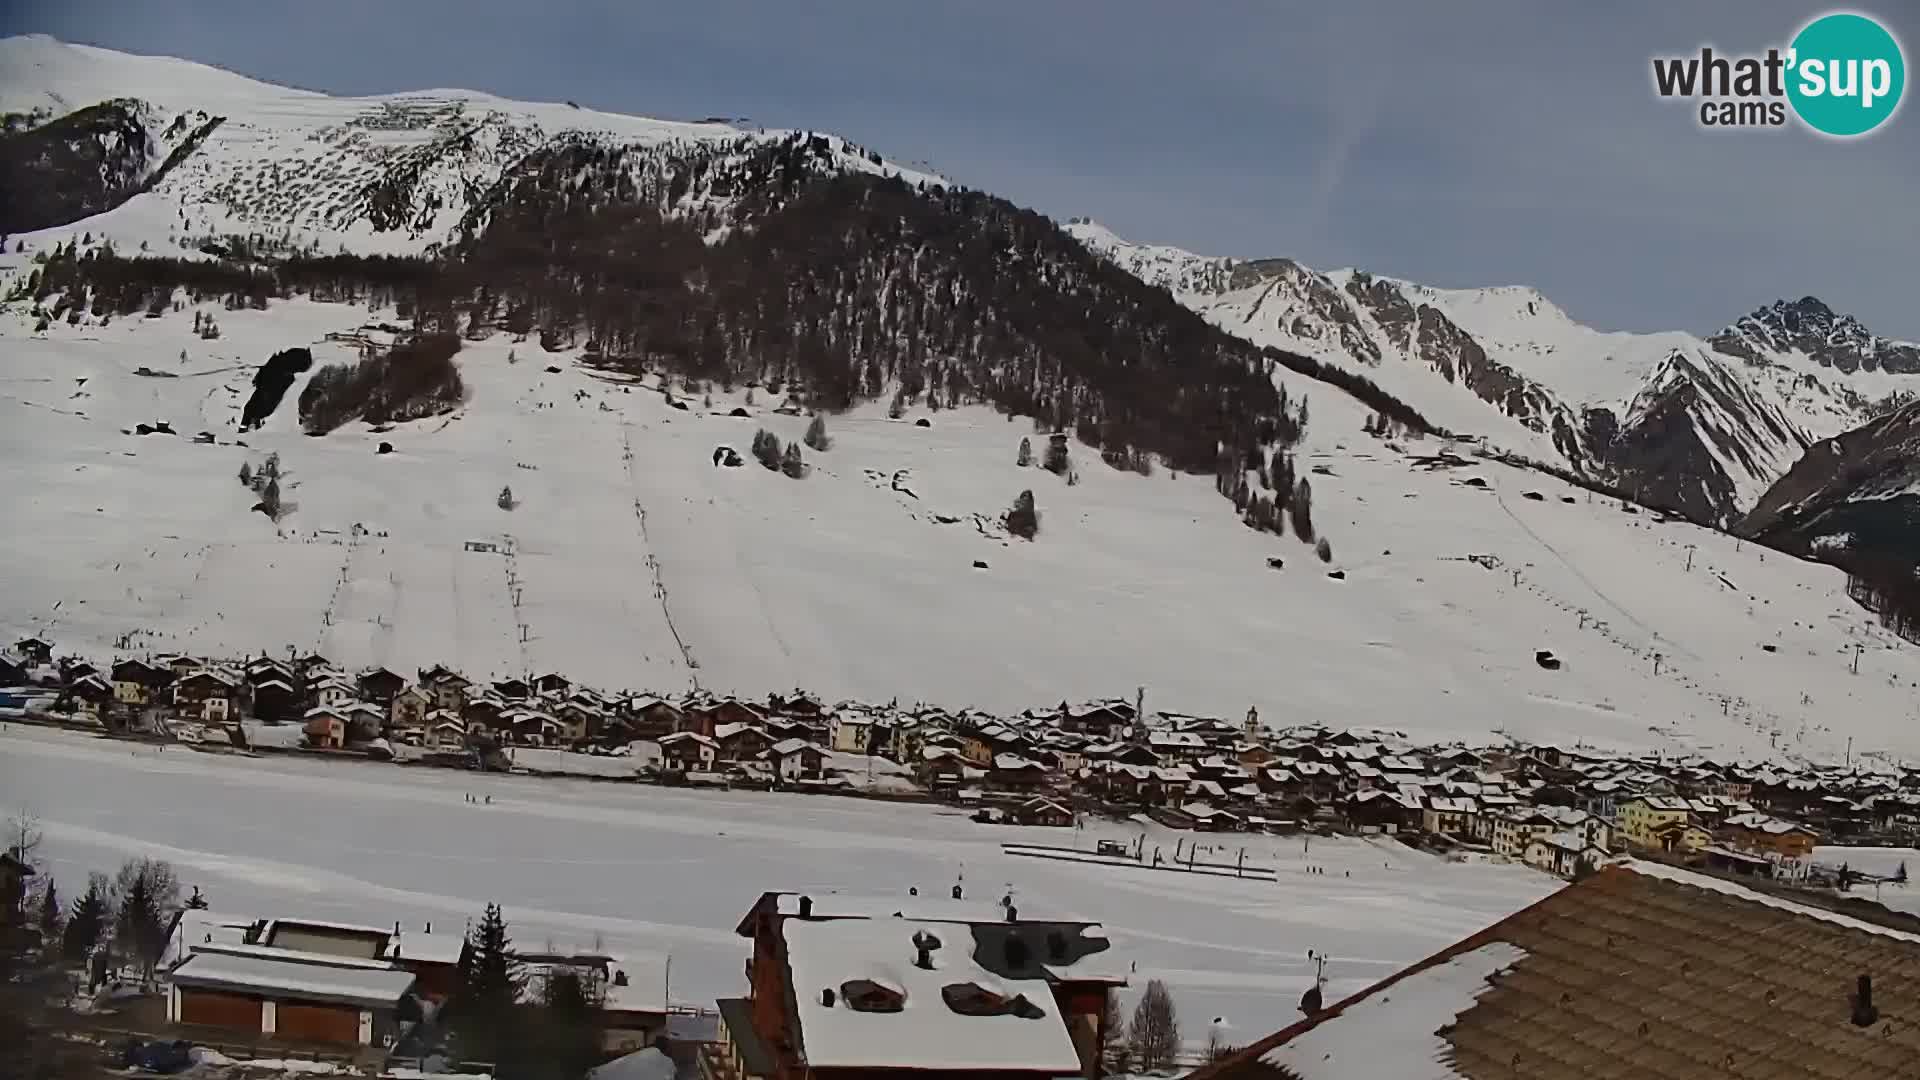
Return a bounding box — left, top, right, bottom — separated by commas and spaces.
1066, 221, 1920, 526
6, 35, 1920, 768
0, 34, 932, 254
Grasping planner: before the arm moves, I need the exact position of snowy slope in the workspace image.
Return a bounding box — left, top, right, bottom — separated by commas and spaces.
6, 292, 1920, 765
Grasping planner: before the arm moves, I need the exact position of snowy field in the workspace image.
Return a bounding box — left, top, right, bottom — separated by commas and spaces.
0, 726, 1554, 1033
5, 292, 1920, 766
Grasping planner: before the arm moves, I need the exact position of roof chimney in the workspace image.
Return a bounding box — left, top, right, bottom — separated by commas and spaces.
821, 987, 836, 1007
914, 933, 937, 970
799, 895, 814, 918
1005, 905, 1018, 923
1852, 973, 1879, 1027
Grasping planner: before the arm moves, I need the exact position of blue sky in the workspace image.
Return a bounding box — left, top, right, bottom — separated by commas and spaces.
6, 1, 1917, 339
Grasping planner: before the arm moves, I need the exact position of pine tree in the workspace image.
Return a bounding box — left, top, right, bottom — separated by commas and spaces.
1044, 438, 1070, 476
1128, 979, 1182, 1072
38, 878, 62, 944
753, 429, 783, 471
1289, 477, 1315, 543
114, 858, 176, 982
782, 442, 806, 478
63, 878, 107, 962
804, 414, 831, 451
237, 461, 252, 488
455, 902, 524, 1063
1006, 489, 1039, 540
1017, 437, 1032, 467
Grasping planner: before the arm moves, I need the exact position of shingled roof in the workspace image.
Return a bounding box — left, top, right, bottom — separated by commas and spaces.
1193, 861, 1920, 1080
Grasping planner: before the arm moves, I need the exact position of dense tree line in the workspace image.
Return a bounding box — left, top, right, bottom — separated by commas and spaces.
299, 333, 465, 434
1844, 555, 1920, 644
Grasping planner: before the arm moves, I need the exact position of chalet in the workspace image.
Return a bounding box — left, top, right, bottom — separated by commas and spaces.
1522, 832, 1609, 878
1147, 730, 1208, 762
1491, 807, 1610, 858
12, 636, 53, 666
0, 653, 26, 687
307, 675, 357, 711
1236, 743, 1278, 769
532, 672, 571, 697
1059, 700, 1132, 737
1719, 811, 1821, 859
356, 667, 406, 705
508, 709, 563, 746
1619, 795, 1693, 848
244, 658, 295, 687
249, 678, 299, 722
764, 739, 829, 783
303, 709, 347, 749
1422, 796, 1476, 838
918, 748, 969, 791
418, 666, 472, 712
990, 753, 1051, 791
660, 732, 719, 772
492, 677, 531, 701
1012, 797, 1075, 828
1647, 817, 1714, 854
716, 722, 773, 763
423, 713, 467, 751
1183, 805, 1245, 832
50, 673, 112, 722
1190, 862, 1920, 1080
622, 696, 684, 739
1101, 764, 1167, 806
766, 690, 829, 719
721, 891, 1125, 1080
684, 696, 765, 738
462, 696, 508, 733
112, 658, 172, 706
389, 684, 431, 734
829, 711, 877, 754
173, 669, 244, 723
148, 654, 196, 680
296, 653, 335, 676
1343, 789, 1420, 833
553, 700, 603, 744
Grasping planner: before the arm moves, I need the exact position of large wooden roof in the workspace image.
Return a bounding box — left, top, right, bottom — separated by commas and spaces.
1194, 862, 1920, 1080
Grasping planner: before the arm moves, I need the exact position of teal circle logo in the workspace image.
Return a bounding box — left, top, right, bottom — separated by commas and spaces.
1788, 12, 1905, 137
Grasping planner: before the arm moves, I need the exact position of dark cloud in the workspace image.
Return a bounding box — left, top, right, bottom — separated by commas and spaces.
5, 0, 1915, 338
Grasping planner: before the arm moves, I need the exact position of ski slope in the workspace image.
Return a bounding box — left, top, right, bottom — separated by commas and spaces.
0, 726, 1558, 1034
4, 292, 1920, 765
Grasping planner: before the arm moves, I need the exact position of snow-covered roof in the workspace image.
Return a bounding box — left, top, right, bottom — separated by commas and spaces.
769, 737, 824, 756
387, 930, 465, 966
162, 910, 257, 968
781, 917, 1083, 1073
659, 731, 717, 748
1260, 942, 1528, 1078
169, 950, 416, 1009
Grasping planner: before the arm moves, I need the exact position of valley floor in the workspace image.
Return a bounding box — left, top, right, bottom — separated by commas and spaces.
0, 725, 1554, 1033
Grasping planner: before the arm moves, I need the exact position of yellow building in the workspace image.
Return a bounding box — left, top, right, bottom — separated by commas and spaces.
1619, 796, 1692, 848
